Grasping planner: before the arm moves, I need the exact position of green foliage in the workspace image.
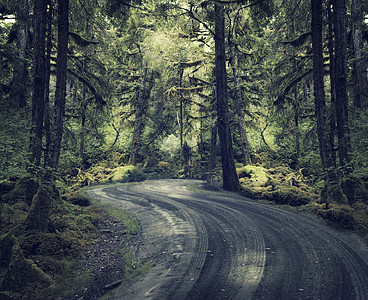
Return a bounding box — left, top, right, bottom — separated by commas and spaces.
90, 194, 140, 235
109, 166, 146, 183
158, 134, 180, 162
0, 108, 29, 180
123, 251, 152, 281
351, 111, 368, 179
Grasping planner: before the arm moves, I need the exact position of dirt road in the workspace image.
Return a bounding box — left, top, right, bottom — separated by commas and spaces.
88, 179, 368, 300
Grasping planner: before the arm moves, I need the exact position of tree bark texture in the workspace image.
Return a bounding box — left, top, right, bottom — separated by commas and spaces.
327, 1, 337, 167
129, 68, 148, 166
311, 0, 333, 169
351, 0, 368, 108
29, 0, 47, 167
43, 0, 53, 167
179, 68, 184, 169
333, 0, 351, 166
215, 4, 240, 191
49, 0, 69, 169
79, 98, 87, 165
9, 0, 29, 109
209, 88, 218, 171
231, 54, 250, 165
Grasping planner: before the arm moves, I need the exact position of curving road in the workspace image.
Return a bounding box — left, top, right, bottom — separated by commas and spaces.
87, 179, 368, 300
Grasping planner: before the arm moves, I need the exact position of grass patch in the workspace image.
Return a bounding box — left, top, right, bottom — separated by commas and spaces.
89, 198, 140, 235
122, 250, 154, 281
51, 259, 93, 298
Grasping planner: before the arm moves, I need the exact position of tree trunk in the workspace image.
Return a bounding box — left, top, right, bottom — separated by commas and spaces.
9, 0, 29, 109
79, 98, 86, 166
214, 4, 240, 191
231, 52, 250, 165
29, 0, 47, 167
129, 68, 148, 166
179, 68, 184, 169
25, 186, 52, 231
49, 0, 69, 170
327, 0, 337, 168
293, 98, 300, 167
333, 0, 351, 166
351, 0, 368, 108
311, 0, 333, 170
199, 104, 205, 162
43, 0, 53, 167
209, 88, 217, 171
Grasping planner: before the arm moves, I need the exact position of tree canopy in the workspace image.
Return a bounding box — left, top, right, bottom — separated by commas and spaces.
0, 0, 368, 190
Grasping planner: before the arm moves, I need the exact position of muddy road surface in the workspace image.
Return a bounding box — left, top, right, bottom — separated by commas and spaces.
88, 179, 368, 300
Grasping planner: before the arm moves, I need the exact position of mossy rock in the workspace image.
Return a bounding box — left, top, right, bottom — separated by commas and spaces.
237, 165, 270, 187
2, 178, 39, 206
0, 202, 29, 232
269, 186, 312, 207
0, 234, 53, 298
19, 232, 83, 259
239, 186, 261, 198
237, 168, 252, 179
318, 205, 356, 229
341, 178, 368, 205
29, 255, 64, 277
320, 183, 349, 205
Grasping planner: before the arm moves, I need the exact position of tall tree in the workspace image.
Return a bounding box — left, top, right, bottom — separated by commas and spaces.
9, 0, 29, 109
230, 12, 250, 165
209, 88, 218, 171
333, 0, 351, 166
214, 3, 240, 191
29, 0, 47, 166
43, 0, 53, 167
129, 67, 148, 165
327, 0, 337, 168
231, 52, 250, 165
351, 0, 368, 108
311, 0, 333, 170
48, 0, 69, 169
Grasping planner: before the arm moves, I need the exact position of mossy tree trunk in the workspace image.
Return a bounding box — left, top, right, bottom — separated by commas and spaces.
351, 0, 368, 109
129, 67, 148, 166
327, 0, 337, 168
43, 0, 53, 167
231, 51, 250, 166
25, 186, 52, 232
29, 0, 47, 166
311, 0, 334, 170
214, 3, 240, 191
48, 0, 69, 170
333, 0, 351, 166
209, 88, 217, 171
0, 232, 53, 294
9, 0, 29, 109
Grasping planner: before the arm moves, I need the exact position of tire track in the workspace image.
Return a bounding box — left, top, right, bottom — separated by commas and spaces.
87, 179, 368, 300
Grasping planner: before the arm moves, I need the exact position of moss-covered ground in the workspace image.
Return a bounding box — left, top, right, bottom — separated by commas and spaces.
236, 164, 368, 241
1, 160, 367, 298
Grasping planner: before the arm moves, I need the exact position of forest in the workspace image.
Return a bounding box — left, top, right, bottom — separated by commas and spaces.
0, 0, 368, 298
